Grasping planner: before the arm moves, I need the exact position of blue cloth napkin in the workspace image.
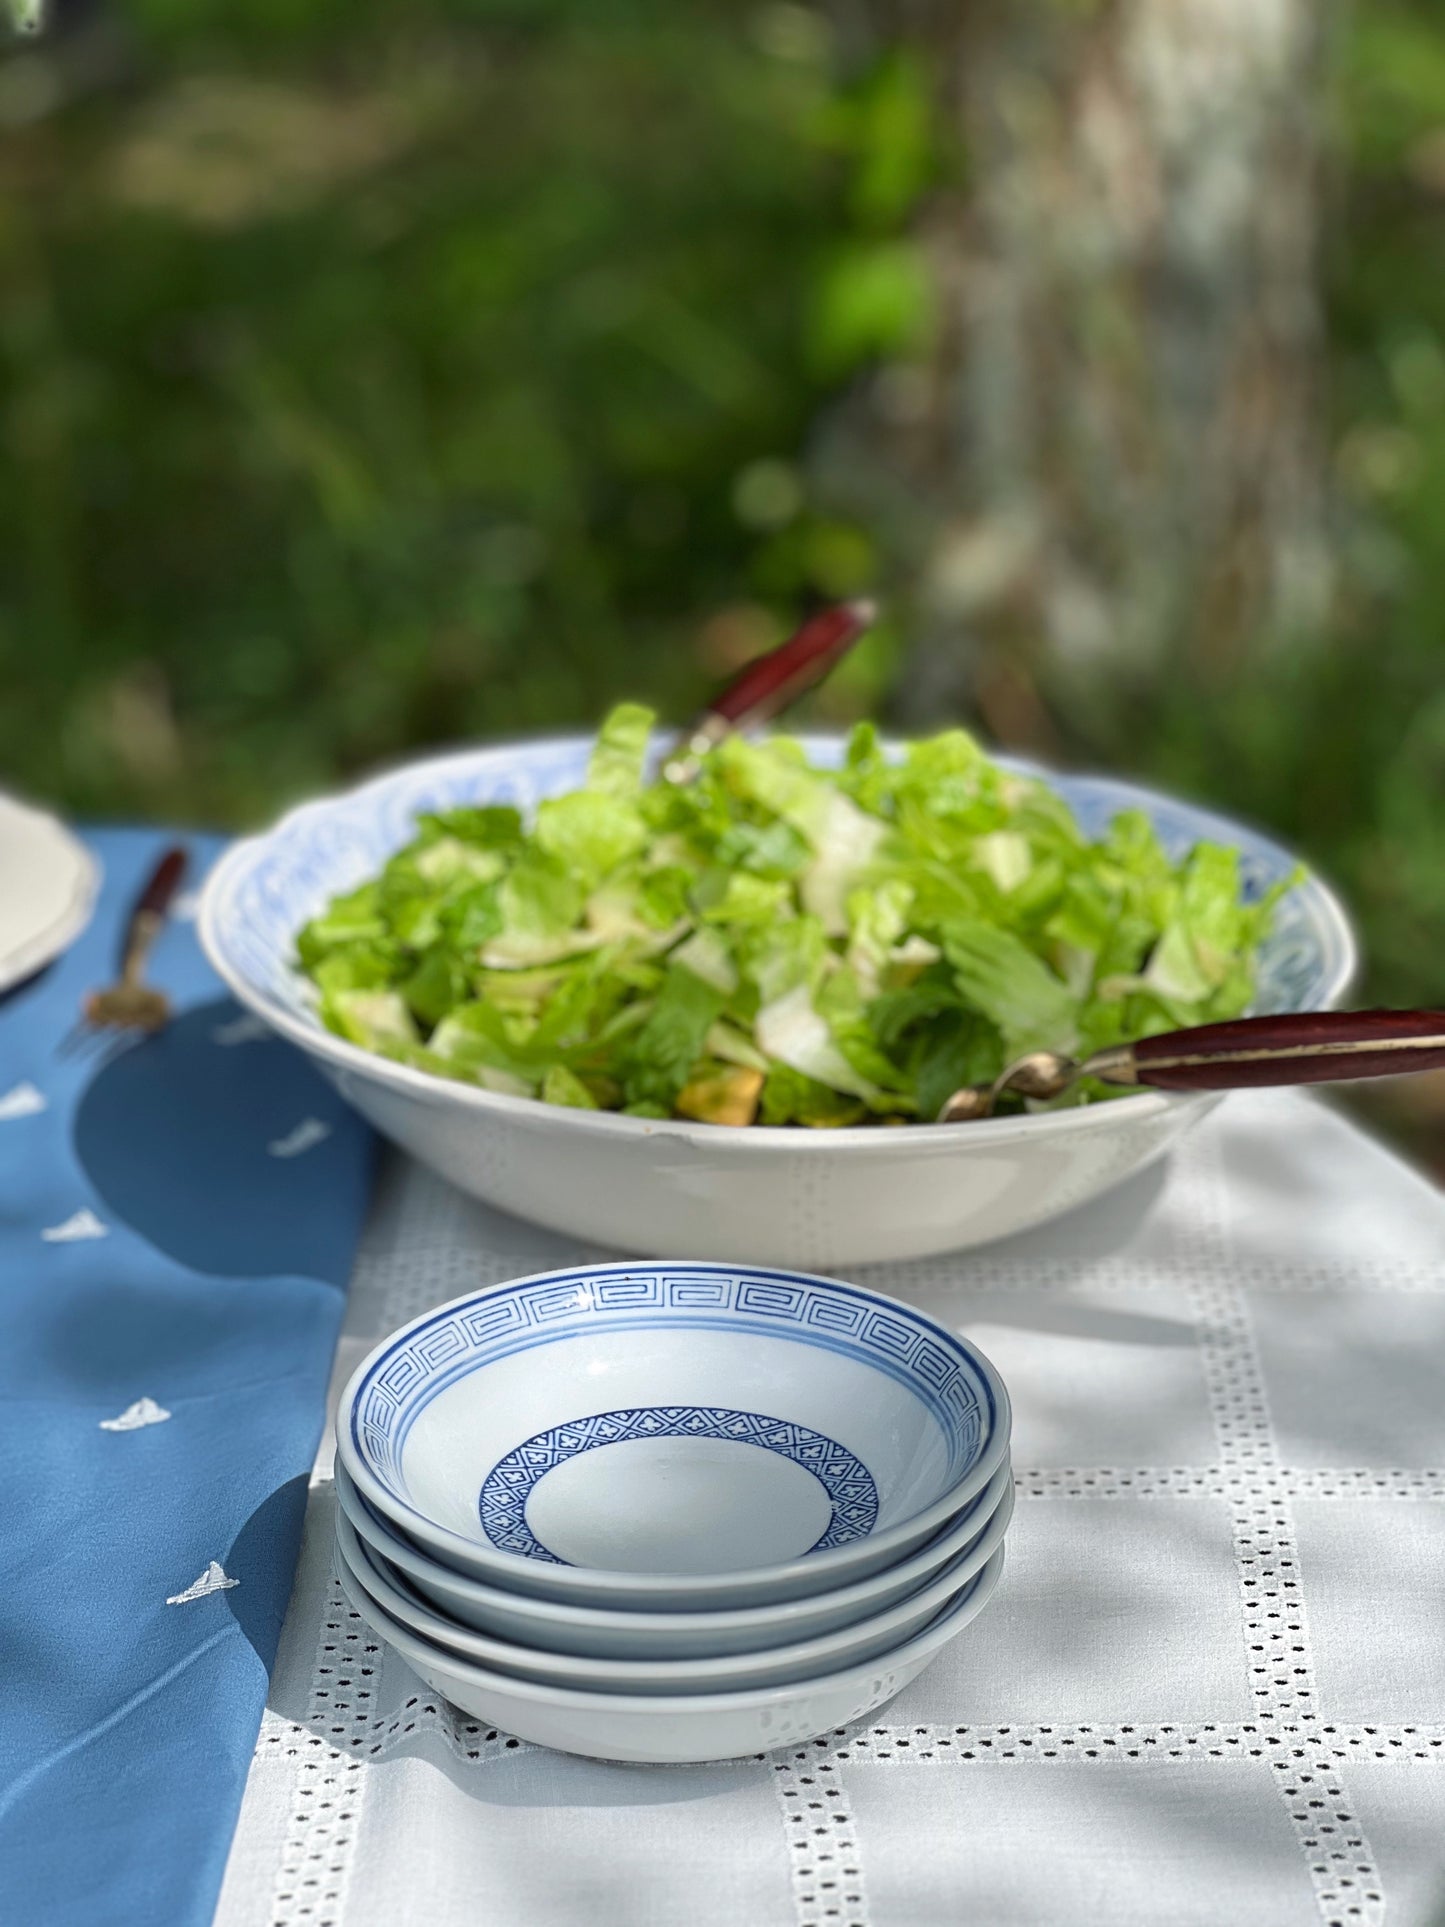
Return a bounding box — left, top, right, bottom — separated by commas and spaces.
0, 829, 375, 1927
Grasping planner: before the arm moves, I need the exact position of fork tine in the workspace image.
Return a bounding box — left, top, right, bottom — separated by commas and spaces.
61, 1015, 131, 1064
89, 1030, 140, 1075
57, 1018, 98, 1060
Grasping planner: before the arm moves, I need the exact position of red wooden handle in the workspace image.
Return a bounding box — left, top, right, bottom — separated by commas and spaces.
117, 844, 188, 975
704, 600, 875, 732
135, 845, 188, 921
1129, 1008, 1445, 1091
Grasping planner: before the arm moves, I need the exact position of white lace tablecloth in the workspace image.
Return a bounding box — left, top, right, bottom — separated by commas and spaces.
214, 1091, 1445, 1927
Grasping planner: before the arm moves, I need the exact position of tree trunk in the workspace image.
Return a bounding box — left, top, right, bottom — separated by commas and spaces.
817, 0, 1333, 746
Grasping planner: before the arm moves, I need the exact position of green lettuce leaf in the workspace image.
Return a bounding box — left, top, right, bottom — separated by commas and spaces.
742, 915, 827, 1007
542, 1064, 601, 1110
534, 790, 647, 890
484, 857, 594, 967
587, 702, 655, 799
416, 805, 524, 850
623, 963, 725, 1111
400, 946, 472, 1028
296, 882, 389, 968
943, 918, 1080, 1054
759, 1064, 867, 1128
323, 989, 417, 1050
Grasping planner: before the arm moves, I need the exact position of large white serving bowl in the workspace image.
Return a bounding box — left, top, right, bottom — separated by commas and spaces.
337, 1541, 1007, 1764
199, 733, 1356, 1266
336, 1478, 1013, 1695
335, 1456, 1013, 1658
336, 1263, 1011, 1611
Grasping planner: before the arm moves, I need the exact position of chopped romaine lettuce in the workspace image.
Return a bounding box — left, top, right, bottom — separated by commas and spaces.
296, 704, 1298, 1125
622, 962, 726, 1113
541, 1064, 601, 1110
586, 701, 653, 800
755, 983, 884, 1104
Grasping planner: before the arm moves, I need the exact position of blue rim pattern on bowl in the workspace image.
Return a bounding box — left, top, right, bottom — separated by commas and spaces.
199, 733, 1359, 1145
349, 1262, 995, 1564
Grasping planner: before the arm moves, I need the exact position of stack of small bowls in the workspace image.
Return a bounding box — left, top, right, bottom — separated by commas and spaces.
334, 1262, 1014, 1764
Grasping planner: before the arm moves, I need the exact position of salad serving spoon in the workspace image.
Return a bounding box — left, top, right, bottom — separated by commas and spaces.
937, 1008, 1445, 1123
662, 599, 876, 785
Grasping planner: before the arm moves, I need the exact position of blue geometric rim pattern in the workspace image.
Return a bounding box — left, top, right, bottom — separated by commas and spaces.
478, 1405, 882, 1565
210, 732, 1353, 1040
345, 1267, 991, 1520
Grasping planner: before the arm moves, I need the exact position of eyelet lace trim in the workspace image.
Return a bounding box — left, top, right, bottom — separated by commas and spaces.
250, 1134, 1421, 1927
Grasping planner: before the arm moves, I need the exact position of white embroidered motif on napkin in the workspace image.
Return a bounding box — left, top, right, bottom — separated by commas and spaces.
213, 1014, 271, 1046
41, 1208, 109, 1242
100, 1398, 172, 1432
0, 1082, 47, 1120
167, 1562, 239, 1605
268, 1118, 332, 1158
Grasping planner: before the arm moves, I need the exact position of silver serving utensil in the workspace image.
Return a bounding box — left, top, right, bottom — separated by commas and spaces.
937, 1008, 1445, 1123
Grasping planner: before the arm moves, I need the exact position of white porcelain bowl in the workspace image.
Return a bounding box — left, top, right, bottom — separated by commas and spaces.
337, 1263, 1011, 1611
199, 734, 1356, 1266
336, 1478, 1013, 1696
337, 1541, 1007, 1763
335, 1456, 1012, 1658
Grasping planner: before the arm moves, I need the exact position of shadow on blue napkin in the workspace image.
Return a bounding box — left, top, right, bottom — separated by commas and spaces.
223, 1474, 313, 1666
75, 998, 359, 1285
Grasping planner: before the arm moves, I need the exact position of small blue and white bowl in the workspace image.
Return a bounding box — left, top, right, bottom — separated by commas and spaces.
336, 1262, 1011, 1612
336, 1542, 1009, 1764
335, 1455, 1012, 1658
334, 1479, 1014, 1695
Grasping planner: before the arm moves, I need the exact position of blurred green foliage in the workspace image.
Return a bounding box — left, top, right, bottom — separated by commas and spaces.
1, 0, 874, 821
1, 0, 1443, 1040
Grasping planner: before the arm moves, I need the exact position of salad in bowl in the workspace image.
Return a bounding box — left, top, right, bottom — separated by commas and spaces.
200, 716, 1353, 1263
295, 705, 1297, 1134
